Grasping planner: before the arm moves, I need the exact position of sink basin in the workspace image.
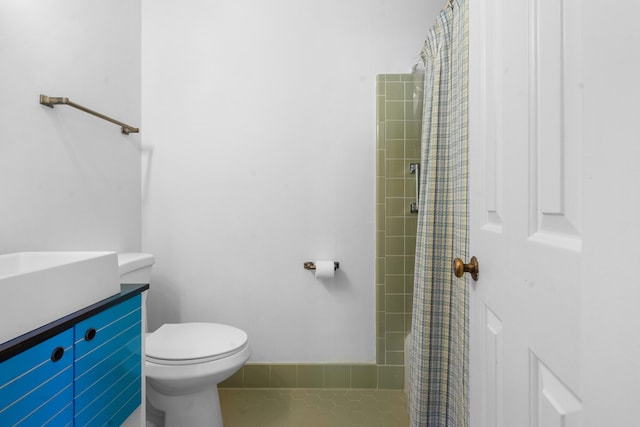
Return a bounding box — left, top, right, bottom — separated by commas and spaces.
0, 251, 121, 344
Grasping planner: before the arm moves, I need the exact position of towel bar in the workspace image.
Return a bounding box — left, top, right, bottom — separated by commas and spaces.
40, 94, 139, 135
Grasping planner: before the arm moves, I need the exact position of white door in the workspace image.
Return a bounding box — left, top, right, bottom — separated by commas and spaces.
467, 0, 640, 426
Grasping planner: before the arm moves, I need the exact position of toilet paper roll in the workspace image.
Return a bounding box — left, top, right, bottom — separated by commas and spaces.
314, 260, 335, 279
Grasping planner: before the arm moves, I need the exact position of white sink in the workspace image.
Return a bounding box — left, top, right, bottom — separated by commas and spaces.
0, 251, 121, 344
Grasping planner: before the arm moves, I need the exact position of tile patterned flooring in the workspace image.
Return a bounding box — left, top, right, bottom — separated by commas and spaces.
219, 389, 409, 427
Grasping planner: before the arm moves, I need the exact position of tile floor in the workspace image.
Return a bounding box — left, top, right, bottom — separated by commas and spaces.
219, 389, 410, 427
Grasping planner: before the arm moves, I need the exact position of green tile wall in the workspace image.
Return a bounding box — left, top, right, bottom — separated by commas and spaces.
375, 73, 423, 373
221, 364, 383, 389
220, 74, 423, 392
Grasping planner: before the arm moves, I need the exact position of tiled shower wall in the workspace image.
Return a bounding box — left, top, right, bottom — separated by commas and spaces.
376, 73, 424, 372
220, 74, 423, 391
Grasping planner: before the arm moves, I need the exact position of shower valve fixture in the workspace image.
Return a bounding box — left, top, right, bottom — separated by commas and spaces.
409, 163, 420, 214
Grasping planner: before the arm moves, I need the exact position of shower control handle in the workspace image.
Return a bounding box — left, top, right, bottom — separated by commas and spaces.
453, 256, 479, 281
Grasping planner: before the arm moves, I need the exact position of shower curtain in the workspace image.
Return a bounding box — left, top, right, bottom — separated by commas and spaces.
408, 0, 469, 426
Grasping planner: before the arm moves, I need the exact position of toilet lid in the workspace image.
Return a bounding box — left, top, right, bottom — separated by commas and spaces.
146, 323, 248, 365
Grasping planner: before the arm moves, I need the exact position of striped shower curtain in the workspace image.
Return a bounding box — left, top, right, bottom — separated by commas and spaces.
408, 0, 469, 426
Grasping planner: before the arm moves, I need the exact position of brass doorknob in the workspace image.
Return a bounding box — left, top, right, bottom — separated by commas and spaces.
453, 256, 479, 281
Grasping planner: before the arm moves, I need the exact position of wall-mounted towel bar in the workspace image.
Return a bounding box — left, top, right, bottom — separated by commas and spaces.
39, 95, 139, 135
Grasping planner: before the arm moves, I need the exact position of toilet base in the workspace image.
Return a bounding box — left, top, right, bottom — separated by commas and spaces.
146, 381, 223, 427
143, 327, 250, 427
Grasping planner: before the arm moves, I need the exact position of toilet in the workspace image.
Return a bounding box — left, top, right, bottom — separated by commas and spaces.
117, 253, 251, 427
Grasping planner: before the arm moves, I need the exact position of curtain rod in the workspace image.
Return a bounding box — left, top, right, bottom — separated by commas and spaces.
39, 94, 139, 135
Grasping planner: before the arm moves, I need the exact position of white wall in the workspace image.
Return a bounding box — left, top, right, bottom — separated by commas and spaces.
141, 0, 441, 362
0, 1, 141, 254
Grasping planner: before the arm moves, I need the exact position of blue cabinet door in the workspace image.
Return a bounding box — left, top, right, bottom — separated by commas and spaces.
0, 329, 74, 426
73, 295, 142, 426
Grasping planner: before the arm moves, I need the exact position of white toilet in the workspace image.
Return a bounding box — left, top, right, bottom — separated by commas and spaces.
118, 253, 251, 427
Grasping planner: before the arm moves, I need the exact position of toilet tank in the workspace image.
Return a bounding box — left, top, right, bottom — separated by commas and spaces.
118, 253, 155, 284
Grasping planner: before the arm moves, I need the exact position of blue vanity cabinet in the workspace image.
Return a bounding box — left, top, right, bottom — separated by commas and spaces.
73, 294, 142, 426
0, 286, 146, 426
0, 328, 74, 426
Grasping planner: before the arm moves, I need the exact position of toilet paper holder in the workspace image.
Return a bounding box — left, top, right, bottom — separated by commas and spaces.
304, 261, 340, 271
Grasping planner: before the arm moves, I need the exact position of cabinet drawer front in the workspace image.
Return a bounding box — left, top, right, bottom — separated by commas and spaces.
75, 332, 141, 407
74, 295, 142, 425
74, 295, 141, 357
74, 308, 141, 375
74, 353, 141, 426
0, 329, 74, 426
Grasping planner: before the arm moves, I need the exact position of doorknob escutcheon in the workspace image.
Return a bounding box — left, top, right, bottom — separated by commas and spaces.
454, 256, 479, 281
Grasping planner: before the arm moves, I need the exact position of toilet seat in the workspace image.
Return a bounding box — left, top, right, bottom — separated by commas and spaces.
146, 322, 248, 365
